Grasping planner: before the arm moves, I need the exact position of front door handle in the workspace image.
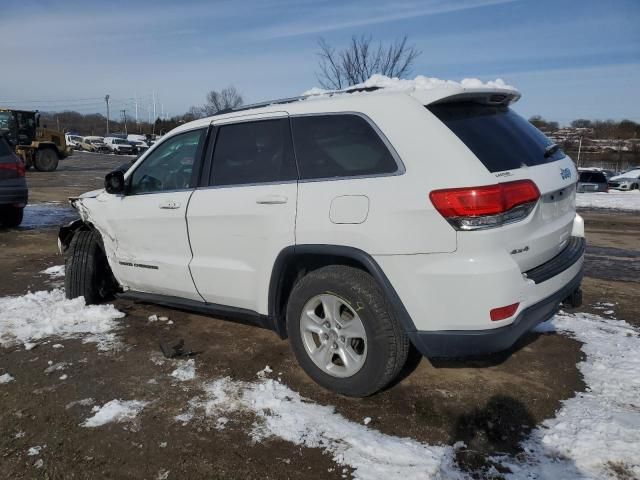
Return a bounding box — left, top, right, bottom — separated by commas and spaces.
256, 195, 288, 205
159, 200, 181, 209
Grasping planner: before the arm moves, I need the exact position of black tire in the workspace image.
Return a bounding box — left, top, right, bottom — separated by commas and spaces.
286, 265, 410, 397
65, 230, 111, 304
633, 183, 638, 190
0, 206, 24, 227
34, 148, 59, 172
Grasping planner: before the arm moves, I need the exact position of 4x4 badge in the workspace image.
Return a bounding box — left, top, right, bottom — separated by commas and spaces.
560, 167, 572, 180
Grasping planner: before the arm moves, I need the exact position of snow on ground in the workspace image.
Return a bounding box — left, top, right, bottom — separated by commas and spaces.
170, 359, 196, 381
0, 289, 124, 351
20, 204, 78, 229
0, 373, 15, 384
171, 311, 639, 479
177, 377, 463, 480
40, 265, 65, 279
82, 399, 149, 428
303, 74, 516, 96
496, 312, 640, 478
576, 190, 640, 211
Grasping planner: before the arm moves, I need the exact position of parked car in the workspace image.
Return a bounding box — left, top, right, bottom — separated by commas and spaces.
65, 134, 84, 150
79, 136, 109, 153
59, 84, 585, 396
577, 169, 609, 193
128, 140, 149, 155
608, 169, 640, 191
104, 137, 134, 155
0, 135, 27, 227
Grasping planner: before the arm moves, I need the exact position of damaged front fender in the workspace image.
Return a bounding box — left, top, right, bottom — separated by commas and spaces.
58, 219, 90, 254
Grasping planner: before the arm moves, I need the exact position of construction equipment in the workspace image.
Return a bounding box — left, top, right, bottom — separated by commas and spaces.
0, 108, 71, 172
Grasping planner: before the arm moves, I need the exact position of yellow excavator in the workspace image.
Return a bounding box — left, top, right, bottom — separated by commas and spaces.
0, 108, 72, 171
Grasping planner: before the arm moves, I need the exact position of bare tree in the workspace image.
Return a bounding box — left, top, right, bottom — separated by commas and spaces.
316, 36, 421, 90
201, 86, 244, 116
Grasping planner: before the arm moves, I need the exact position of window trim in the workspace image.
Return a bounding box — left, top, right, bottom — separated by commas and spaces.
290, 111, 405, 184
124, 126, 209, 196
201, 116, 299, 190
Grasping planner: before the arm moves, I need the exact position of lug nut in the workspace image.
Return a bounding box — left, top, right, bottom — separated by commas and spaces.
339, 336, 345, 343
322, 333, 329, 341
332, 343, 338, 349
323, 322, 330, 328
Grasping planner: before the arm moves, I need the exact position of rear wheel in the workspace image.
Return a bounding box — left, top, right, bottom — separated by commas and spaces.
0, 206, 24, 227
65, 230, 113, 304
286, 265, 409, 397
34, 148, 59, 172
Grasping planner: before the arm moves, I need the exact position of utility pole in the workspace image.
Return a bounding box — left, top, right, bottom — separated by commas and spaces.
577, 136, 582, 167
105, 94, 110, 135
121, 109, 128, 135
152, 91, 156, 135
134, 92, 138, 125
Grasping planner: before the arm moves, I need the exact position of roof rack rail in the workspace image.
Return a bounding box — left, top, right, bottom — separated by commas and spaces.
212, 85, 384, 116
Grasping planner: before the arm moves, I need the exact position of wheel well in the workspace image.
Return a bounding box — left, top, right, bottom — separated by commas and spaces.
269, 245, 416, 339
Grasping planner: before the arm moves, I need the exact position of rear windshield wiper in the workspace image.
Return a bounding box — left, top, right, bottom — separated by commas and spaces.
544, 143, 561, 158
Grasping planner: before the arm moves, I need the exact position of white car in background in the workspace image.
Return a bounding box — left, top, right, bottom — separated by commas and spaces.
608, 168, 640, 191
65, 134, 83, 149
59, 82, 585, 396
104, 137, 134, 155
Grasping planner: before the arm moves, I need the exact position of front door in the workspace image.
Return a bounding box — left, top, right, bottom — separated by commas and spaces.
105, 127, 208, 300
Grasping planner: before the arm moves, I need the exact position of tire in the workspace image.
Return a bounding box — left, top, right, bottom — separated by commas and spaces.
34, 148, 59, 172
0, 206, 24, 227
65, 230, 111, 304
286, 265, 410, 397
633, 183, 638, 190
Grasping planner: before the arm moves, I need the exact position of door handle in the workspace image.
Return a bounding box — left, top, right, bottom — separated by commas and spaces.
159, 200, 181, 209
256, 195, 288, 205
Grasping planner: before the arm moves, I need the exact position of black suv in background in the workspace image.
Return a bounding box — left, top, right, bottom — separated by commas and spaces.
0, 136, 28, 227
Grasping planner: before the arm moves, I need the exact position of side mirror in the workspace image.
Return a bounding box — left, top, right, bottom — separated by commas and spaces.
105, 170, 126, 194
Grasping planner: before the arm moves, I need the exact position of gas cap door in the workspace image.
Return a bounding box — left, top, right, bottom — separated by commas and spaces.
329, 195, 370, 224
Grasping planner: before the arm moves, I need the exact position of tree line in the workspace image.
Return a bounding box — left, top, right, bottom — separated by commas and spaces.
529, 116, 639, 139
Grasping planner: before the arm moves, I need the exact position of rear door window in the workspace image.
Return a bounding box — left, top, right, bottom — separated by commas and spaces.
428, 102, 565, 173
579, 171, 606, 183
291, 114, 398, 180
209, 118, 297, 187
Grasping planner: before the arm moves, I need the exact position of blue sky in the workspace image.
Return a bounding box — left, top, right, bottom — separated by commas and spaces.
1, 0, 638, 124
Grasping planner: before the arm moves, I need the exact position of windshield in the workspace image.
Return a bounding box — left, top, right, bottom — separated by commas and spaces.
0, 111, 14, 130
428, 102, 565, 173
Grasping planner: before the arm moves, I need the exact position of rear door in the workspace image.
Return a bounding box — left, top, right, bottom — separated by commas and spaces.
187, 114, 298, 314
428, 102, 577, 271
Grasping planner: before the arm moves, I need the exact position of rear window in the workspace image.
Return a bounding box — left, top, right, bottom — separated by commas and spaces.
0, 137, 13, 158
428, 102, 565, 173
579, 171, 607, 183
291, 114, 398, 180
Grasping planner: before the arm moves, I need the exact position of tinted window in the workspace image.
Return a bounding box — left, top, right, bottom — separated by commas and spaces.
129, 128, 205, 194
291, 114, 398, 180
579, 171, 606, 183
0, 137, 12, 157
428, 102, 565, 173
210, 118, 296, 186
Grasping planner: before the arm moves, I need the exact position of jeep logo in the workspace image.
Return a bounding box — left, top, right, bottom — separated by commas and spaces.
560, 167, 572, 180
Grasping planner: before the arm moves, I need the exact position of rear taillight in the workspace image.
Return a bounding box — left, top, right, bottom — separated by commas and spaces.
430, 180, 540, 230
0, 156, 25, 177
490, 303, 519, 321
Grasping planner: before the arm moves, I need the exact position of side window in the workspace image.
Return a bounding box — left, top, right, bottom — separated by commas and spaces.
129, 128, 205, 195
209, 118, 297, 187
291, 114, 398, 180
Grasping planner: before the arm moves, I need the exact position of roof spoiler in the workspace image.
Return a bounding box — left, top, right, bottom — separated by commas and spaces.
429, 90, 521, 106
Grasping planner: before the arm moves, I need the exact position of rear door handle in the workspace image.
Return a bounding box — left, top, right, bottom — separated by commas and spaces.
159, 200, 181, 209
256, 195, 288, 205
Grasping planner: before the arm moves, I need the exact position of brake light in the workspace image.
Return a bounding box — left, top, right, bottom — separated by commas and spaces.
430, 180, 540, 230
0, 156, 25, 177
490, 303, 519, 321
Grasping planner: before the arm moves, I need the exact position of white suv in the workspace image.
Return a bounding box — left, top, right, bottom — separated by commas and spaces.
104, 137, 134, 155
59, 82, 585, 396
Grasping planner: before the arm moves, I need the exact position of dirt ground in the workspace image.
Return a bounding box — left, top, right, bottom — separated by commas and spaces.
0, 152, 638, 479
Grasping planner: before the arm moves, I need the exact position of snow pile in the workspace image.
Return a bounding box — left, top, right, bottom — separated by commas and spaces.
40, 265, 65, 279
303, 74, 516, 96
0, 289, 124, 351
170, 359, 196, 381
82, 399, 149, 427
498, 312, 640, 478
576, 190, 640, 211
0, 373, 15, 384
177, 377, 462, 479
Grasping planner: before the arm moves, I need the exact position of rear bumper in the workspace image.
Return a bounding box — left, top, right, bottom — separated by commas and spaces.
0, 184, 28, 206
408, 266, 583, 357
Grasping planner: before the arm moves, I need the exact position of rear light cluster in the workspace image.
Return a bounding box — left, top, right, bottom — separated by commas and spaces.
430, 180, 540, 230
0, 155, 25, 177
